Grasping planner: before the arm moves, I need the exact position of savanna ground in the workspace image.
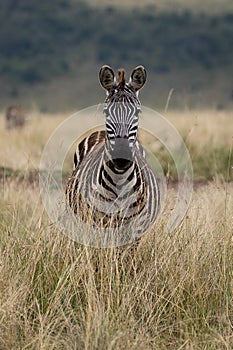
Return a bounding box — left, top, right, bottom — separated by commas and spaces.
0, 109, 232, 349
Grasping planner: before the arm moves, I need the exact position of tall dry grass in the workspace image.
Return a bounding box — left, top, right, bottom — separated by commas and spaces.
0, 109, 232, 177
0, 110, 232, 349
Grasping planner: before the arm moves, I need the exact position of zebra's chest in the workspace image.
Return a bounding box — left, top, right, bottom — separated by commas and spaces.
68, 142, 149, 222
78, 145, 145, 203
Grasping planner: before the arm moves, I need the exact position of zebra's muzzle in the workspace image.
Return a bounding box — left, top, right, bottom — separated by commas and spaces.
110, 138, 133, 170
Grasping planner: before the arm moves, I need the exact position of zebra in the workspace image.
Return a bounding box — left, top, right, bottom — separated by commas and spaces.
5, 105, 26, 130
66, 65, 161, 245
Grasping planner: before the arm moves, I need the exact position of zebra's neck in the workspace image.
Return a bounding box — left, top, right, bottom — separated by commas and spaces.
93, 145, 143, 207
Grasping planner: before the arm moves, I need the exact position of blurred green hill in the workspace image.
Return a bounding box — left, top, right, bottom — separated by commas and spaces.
0, 0, 232, 112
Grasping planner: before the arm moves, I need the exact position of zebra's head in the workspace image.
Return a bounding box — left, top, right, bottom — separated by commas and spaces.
99, 65, 147, 170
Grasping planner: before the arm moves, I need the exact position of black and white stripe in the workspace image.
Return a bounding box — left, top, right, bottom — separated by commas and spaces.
66, 66, 161, 240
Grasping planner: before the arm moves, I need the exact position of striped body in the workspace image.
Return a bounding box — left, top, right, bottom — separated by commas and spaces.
5, 105, 26, 130
66, 66, 161, 241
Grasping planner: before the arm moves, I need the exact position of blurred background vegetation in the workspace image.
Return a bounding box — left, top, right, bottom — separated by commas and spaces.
0, 0, 232, 112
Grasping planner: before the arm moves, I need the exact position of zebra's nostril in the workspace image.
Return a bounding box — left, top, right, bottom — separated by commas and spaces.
112, 158, 133, 170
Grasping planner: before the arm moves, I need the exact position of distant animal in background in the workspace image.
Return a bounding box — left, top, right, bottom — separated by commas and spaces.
5, 105, 26, 130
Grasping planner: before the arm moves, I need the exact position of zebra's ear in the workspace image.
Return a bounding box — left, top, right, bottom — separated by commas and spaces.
129, 66, 147, 91
99, 65, 116, 91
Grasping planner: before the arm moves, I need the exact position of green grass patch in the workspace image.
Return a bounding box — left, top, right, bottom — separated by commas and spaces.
154, 143, 232, 182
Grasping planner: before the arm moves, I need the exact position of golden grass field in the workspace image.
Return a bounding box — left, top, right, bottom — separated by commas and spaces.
0, 109, 232, 349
